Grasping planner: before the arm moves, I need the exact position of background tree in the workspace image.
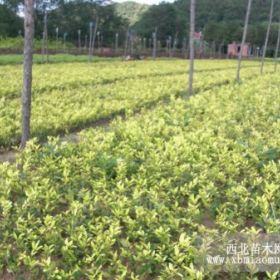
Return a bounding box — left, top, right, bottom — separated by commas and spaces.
35, 1, 125, 47
134, 3, 177, 48
2, 0, 280, 55
0, 4, 22, 37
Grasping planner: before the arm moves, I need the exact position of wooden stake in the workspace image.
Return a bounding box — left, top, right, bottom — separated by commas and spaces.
274, 17, 280, 72
21, 0, 34, 148
261, 0, 275, 74
188, 0, 195, 96
236, 0, 252, 82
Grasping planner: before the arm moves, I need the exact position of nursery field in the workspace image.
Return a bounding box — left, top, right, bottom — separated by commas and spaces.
0, 58, 280, 279
0, 58, 275, 150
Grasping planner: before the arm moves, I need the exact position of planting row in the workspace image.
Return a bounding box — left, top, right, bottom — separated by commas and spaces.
0, 73, 280, 278
0, 60, 275, 149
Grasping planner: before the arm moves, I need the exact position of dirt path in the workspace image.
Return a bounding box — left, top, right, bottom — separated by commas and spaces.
0, 121, 110, 164
0, 151, 17, 163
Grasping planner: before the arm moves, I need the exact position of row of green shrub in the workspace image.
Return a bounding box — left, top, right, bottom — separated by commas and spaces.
0, 69, 280, 279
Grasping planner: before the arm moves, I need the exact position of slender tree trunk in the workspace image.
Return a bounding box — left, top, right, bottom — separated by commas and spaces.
55, 27, 59, 54
115, 33, 119, 55
261, 0, 275, 74
84, 35, 88, 50
42, 9, 48, 63
274, 18, 280, 72
78, 30, 81, 53
188, 0, 195, 96
169, 36, 172, 57
21, 0, 34, 149
124, 29, 129, 58
236, 0, 252, 82
152, 28, 157, 59
88, 22, 93, 61
97, 32, 100, 53
41, 31, 44, 63
130, 33, 134, 55
91, 17, 99, 58
172, 32, 178, 57
182, 37, 187, 58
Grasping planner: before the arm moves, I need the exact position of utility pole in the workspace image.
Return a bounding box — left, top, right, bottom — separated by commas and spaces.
236, 0, 252, 82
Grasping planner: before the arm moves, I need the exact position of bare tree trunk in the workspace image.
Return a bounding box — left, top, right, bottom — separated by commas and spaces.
63, 33, 67, 53
236, 0, 252, 82
188, 0, 195, 96
169, 36, 172, 57
78, 30, 81, 53
55, 27, 59, 54
152, 27, 157, 59
42, 9, 48, 63
84, 35, 88, 50
172, 32, 178, 57
261, 0, 275, 74
41, 31, 44, 63
182, 37, 187, 58
124, 29, 129, 58
130, 34, 134, 55
21, 0, 34, 149
88, 22, 93, 61
274, 18, 280, 72
91, 17, 99, 58
97, 31, 100, 53
115, 33, 119, 55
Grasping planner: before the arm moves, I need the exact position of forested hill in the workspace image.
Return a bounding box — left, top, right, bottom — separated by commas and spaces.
1, 0, 280, 49
114, 1, 149, 26
133, 0, 280, 47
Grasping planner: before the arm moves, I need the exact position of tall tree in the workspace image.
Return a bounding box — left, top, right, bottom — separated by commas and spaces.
236, 0, 252, 82
188, 0, 195, 96
21, 0, 34, 148
261, 0, 275, 74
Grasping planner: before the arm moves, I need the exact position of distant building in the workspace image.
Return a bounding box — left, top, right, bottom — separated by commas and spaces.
193, 32, 203, 41
227, 42, 250, 57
